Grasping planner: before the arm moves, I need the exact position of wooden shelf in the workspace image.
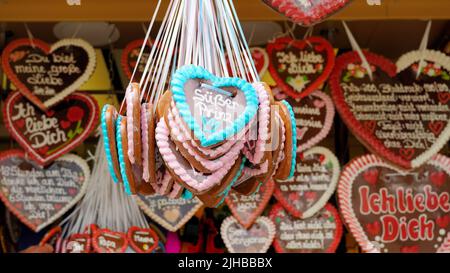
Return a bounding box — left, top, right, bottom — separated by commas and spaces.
0, 0, 449, 22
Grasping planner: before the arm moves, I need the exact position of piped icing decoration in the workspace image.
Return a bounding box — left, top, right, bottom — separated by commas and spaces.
141, 104, 150, 182
166, 105, 247, 172
126, 83, 142, 165
281, 100, 297, 179
155, 118, 240, 193
170, 65, 258, 147
244, 160, 269, 177
168, 182, 184, 199
116, 115, 132, 195
170, 101, 247, 159
243, 82, 271, 164
101, 104, 122, 184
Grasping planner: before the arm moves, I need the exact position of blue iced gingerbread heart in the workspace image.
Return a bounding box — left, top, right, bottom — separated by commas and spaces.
170, 65, 259, 147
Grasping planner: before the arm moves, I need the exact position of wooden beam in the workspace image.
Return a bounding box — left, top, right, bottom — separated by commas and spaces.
0, 0, 449, 22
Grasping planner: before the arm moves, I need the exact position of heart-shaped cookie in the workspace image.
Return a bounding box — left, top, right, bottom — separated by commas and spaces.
274, 146, 340, 219
0, 150, 89, 232
121, 39, 152, 80
286, 90, 335, 152
270, 203, 343, 253
92, 228, 128, 253
262, 0, 352, 26
135, 194, 203, 232
267, 36, 335, 99
3, 92, 99, 166
65, 233, 91, 253
127, 226, 159, 253
1, 38, 96, 111
220, 216, 275, 253
226, 180, 275, 229
330, 50, 450, 169
338, 153, 450, 253
170, 65, 258, 147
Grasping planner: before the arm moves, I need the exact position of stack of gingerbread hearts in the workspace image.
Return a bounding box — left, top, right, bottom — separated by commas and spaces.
101, 83, 181, 198
154, 65, 298, 207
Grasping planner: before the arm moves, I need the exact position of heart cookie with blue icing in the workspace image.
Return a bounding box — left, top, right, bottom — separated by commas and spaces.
101, 104, 122, 184
170, 65, 259, 147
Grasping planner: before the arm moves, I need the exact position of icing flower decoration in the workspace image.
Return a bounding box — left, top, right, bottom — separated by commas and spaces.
9, 50, 29, 62
67, 106, 85, 122
278, 63, 287, 72
343, 63, 376, 82
315, 63, 323, 73
286, 75, 310, 92
412, 62, 450, 80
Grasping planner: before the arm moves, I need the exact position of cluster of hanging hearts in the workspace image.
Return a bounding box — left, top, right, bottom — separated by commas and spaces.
100, 0, 298, 208
102, 68, 297, 208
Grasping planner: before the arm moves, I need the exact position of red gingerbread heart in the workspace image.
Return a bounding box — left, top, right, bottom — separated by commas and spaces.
274, 147, 340, 218
92, 228, 128, 253
127, 226, 159, 253
121, 39, 153, 80
3, 92, 99, 166
338, 153, 450, 253
330, 50, 450, 169
225, 180, 275, 229
267, 36, 335, 99
1, 38, 96, 111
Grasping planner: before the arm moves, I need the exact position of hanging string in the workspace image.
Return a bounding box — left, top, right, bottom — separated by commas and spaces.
119, 0, 162, 115
303, 26, 314, 39
416, 20, 432, 79
342, 21, 373, 81
23, 23, 35, 48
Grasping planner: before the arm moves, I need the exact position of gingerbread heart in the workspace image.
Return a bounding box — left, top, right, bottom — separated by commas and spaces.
262, 0, 352, 26
65, 233, 91, 253
338, 153, 450, 253
127, 226, 159, 253
285, 90, 335, 152
121, 39, 152, 80
135, 194, 203, 232
220, 216, 275, 253
330, 50, 450, 169
1, 38, 96, 110
270, 203, 343, 253
226, 180, 275, 229
92, 228, 128, 253
274, 146, 339, 218
170, 65, 258, 147
0, 150, 89, 232
3, 92, 99, 166
267, 36, 335, 99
